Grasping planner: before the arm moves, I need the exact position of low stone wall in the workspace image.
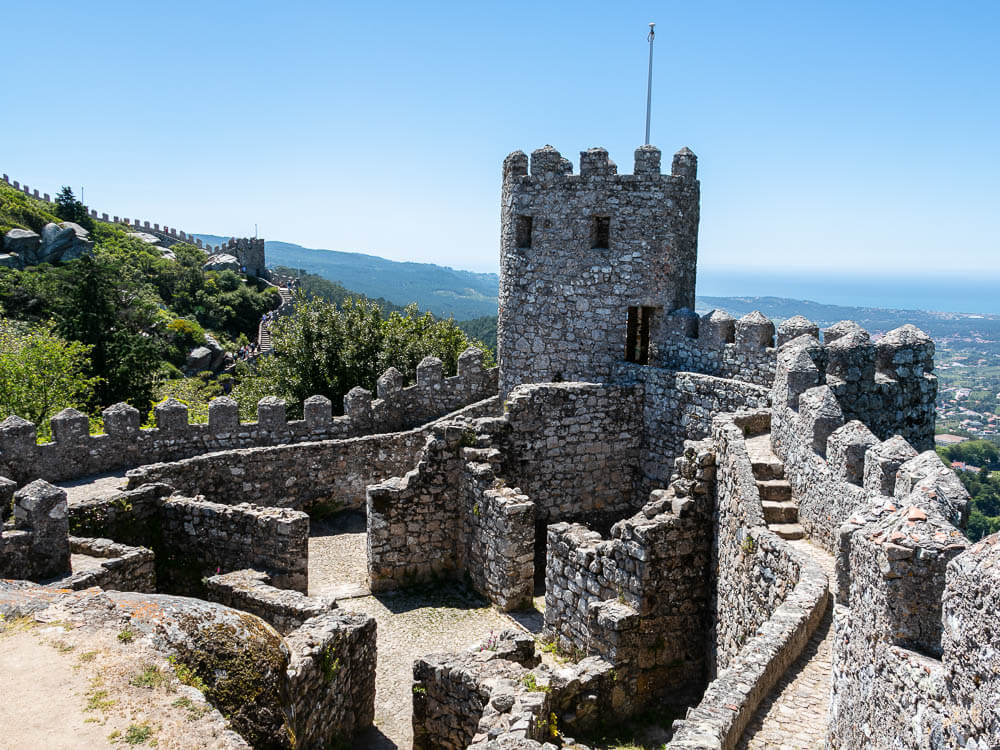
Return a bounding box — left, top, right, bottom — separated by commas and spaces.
68, 483, 171, 546
664, 410, 829, 750
0, 480, 70, 580
0, 350, 497, 486
159, 496, 308, 594
543, 440, 714, 712
284, 609, 377, 749
205, 569, 331, 634
367, 418, 536, 608
124, 396, 500, 513
414, 630, 619, 750
61, 536, 156, 593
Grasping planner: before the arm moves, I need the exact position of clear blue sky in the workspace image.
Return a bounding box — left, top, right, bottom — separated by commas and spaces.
3, 1, 998, 278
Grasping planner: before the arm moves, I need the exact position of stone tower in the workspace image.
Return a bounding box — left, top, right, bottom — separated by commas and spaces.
498, 144, 701, 396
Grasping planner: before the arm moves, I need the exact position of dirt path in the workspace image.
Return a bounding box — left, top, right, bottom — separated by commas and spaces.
736, 539, 836, 750
0, 618, 244, 750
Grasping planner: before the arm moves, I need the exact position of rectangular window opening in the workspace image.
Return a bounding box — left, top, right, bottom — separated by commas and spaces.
515, 215, 533, 248
592, 216, 610, 249
625, 306, 653, 365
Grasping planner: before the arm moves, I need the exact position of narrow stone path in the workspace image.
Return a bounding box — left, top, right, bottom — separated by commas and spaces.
736, 538, 836, 750
57, 470, 128, 505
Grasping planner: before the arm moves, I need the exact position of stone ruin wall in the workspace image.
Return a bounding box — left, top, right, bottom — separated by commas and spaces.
498, 145, 700, 397
124, 394, 499, 514
66, 482, 309, 598
0, 349, 497, 487
542, 442, 715, 715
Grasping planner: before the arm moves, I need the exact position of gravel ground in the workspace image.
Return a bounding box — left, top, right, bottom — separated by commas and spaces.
309, 511, 547, 749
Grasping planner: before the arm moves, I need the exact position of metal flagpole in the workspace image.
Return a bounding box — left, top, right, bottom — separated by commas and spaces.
645, 22, 655, 145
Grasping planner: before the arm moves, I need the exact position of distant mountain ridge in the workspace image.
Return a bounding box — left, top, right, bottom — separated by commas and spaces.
192, 236, 997, 342
194, 236, 499, 320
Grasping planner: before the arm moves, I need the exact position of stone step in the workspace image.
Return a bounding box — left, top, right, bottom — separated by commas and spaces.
462, 447, 501, 464
751, 458, 785, 481
762, 500, 799, 524
769, 523, 805, 540
756, 479, 792, 503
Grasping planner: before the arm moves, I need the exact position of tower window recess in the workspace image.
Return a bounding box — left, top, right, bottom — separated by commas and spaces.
592, 216, 611, 249
626, 306, 654, 365
515, 215, 533, 248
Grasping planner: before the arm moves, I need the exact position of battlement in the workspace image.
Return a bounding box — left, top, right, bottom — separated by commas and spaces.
0, 349, 498, 486
502, 144, 698, 183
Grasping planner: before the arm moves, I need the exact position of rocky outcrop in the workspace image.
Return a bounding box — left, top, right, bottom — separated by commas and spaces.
1, 222, 93, 268
204, 253, 241, 272
185, 333, 230, 374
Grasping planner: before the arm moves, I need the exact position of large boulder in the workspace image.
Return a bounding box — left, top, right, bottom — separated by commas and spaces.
128, 231, 161, 244
35, 222, 93, 264
203, 253, 240, 272
186, 346, 214, 372
3, 228, 40, 258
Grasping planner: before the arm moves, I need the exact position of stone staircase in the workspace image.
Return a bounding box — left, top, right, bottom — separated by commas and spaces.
745, 434, 803, 540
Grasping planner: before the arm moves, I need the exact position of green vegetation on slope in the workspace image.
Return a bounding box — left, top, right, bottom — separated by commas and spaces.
0, 182, 63, 235
230, 295, 494, 420
936, 441, 1000, 541
270, 265, 406, 314
0, 183, 279, 427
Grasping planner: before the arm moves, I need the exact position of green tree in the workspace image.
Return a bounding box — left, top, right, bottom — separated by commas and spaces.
53, 186, 94, 230
52, 254, 162, 411
0, 318, 99, 438
230, 295, 492, 418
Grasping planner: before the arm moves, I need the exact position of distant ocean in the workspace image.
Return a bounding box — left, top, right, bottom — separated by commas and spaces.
698, 270, 1000, 316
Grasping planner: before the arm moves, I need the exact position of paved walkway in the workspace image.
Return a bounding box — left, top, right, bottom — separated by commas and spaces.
736, 539, 836, 750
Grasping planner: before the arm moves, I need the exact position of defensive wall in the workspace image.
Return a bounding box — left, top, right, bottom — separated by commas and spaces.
2, 173, 264, 269
0, 349, 497, 486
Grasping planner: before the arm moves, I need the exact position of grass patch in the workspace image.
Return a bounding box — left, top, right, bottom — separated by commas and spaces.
167, 655, 208, 692
0, 614, 37, 638
117, 627, 135, 644
122, 722, 154, 745
130, 663, 169, 689
85, 688, 116, 712
78, 650, 99, 663
172, 695, 209, 720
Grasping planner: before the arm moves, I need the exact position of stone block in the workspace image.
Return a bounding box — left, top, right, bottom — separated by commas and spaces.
102, 402, 140, 438
876, 324, 934, 378
303, 395, 332, 430
700, 309, 735, 347
256, 397, 287, 431
50, 407, 90, 444
155, 398, 189, 432
377, 367, 405, 399
734, 310, 775, 350
863, 435, 918, 496
827, 420, 879, 485
457, 347, 484, 377
344, 387, 373, 422
671, 146, 696, 180
776, 315, 819, 347
417, 356, 444, 387
798, 385, 844, 457
208, 397, 240, 433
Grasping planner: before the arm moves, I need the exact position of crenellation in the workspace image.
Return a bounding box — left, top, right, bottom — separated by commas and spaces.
155, 397, 189, 432
208, 396, 240, 433
50, 407, 91, 444
102, 401, 141, 437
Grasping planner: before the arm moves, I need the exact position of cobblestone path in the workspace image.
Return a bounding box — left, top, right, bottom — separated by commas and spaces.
736, 539, 836, 750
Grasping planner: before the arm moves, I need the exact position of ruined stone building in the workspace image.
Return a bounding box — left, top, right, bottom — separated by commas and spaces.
1, 145, 996, 750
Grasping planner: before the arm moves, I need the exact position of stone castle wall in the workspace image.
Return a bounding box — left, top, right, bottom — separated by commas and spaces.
498, 145, 700, 396
124, 396, 499, 513
497, 382, 644, 522
0, 350, 497, 487
543, 441, 715, 713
